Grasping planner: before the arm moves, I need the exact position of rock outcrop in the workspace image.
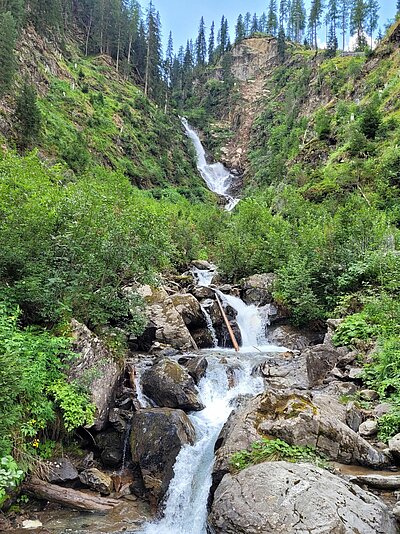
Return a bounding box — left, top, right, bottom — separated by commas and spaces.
130, 408, 195, 502
209, 461, 397, 534
141, 358, 204, 411
69, 320, 122, 431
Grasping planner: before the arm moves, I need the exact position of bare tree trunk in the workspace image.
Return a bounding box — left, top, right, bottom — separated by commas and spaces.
85, 15, 93, 57
24, 477, 120, 512
144, 37, 151, 96
116, 26, 121, 72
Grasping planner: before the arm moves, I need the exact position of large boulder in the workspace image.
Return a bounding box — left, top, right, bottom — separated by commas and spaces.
241, 273, 276, 306
79, 468, 113, 495
141, 358, 204, 411
134, 285, 196, 351
68, 320, 122, 431
305, 344, 340, 387
178, 356, 208, 385
45, 458, 78, 485
209, 461, 397, 534
130, 408, 195, 502
170, 293, 206, 329
95, 429, 124, 467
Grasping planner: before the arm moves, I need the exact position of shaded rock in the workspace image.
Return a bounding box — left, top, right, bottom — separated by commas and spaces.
191, 327, 214, 349
389, 434, 400, 462
141, 358, 204, 411
45, 458, 78, 485
178, 356, 208, 385
79, 468, 113, 495
96, 430, 123, 467
264, 302, 291, 324
359, 419, 378, 438
69, 320, 122, 431
191, 260, 215, 270
305, 344, 339, 387
209, 461, 397, 534
349, 367, 364, 380
346, 401, 364, 433
170, 293, 206, 329
130, 408, 195, 502
191, 285, 216, 300
108, 408, 132, 433
360, 389, 379, 401
134, 286, 195, 351
267, 325, 312, 351
241, 273, 276, 306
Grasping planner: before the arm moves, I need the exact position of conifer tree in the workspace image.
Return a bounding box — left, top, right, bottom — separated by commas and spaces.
279, 0, 290, 30
290, 0, 306, 42
308, 0, 324, 49
267, 0, 278, 36
251, 13, 259, 34
235, 14, 246, 43
165, 31, 173, 82
337, 0, 350, 49
366, 0, 379, 47
397, 0, 400, 16
326, 23, 338, 56
196, 16, 207, 66
244, 11, 251, 35
350, 0, 368, 50
327, 0, 339, 39
144, 1, 162, 100
259, 12, 267, 32
277, 26, 286, 62
0, 11, 16, 96
15, 82, 41, 150
208, 20, 215, 63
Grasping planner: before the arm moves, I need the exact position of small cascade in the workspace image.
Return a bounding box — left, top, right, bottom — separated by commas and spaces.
134, 372, 151, 408
182, 119, 240, 211
192, 266, 216, 287
120, 419, 132, 472
200, 305, 218, 348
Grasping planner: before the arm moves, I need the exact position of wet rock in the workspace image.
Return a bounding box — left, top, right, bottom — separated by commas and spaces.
133, 285, 195, 351
393, 502, 400, 519
96, 430, 123, 467
241, 273, 276, 306
108, 408, 132, 433
360, 389, 379, 401
359, 419, 378, 437
45, 458, 78, 485
79, 468, 113, 495
191, 260, 215, 270
265, 302, 291, 324
349, 474, 400, 490
191, 285, 216, 300
218, 284, 240, 296
69, 320, 122, 431
170, 293, 206, 329
191, 327, 214, 349
178, 356, 208, 385
22, 520, 43, 530
209, 461, 397, 534
389, 434, 400, 462
267, 325, 313, 351
141, 358, 204, 411
260, 352, 309, 390
130, 408, 195, 502
346, 401, 364, 433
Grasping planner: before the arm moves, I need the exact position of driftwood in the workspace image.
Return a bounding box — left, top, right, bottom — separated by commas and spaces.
349, 474, 400, 490
23, 477, 120, 512
215, 293, 240, 352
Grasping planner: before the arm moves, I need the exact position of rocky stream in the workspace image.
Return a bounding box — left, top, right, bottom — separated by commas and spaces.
7, 124, 400, 533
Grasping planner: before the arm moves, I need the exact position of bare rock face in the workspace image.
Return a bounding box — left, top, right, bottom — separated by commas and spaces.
69, 320, 122, 431
135, 286, 195, 351
130, 408, 195, 502
141, 358, 204, 412
209, 461, 397, 534
241, 273, 276, 306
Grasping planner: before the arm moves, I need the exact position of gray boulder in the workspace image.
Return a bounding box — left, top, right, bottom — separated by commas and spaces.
95, 429, 123, 467
305, 344, 339, 387
209, 461, 397, 534
389, 433, 400, 462
69, 320, 122, 431
241, 273, 276, 306
178, 356, 208, 385
141, 358, 204, 411
170, 293, 206, 329
267, 325, 313, 351
46, 458, 78, 484
130, 408, 195, 502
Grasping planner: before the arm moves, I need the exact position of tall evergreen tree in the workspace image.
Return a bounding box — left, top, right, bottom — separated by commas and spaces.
165, 31, 173, 82
144, 1, 162, 100
327, 0, 339, 39
259, 12, 267, 32
251, 13, 259, 34
235, 14, 246, 42
208, 20, 215, 63
326, 22, 338, 56
337, 0, 350, 50
196, 16, 207, 66
308, 0, 324, 49
277, 25, 286, 62
0, 11, 16, 96
350, 0, 368, 50
290, 0, 306, 42
279, 0, 290, 30
366, 0, 379, 47
0, 0, 24, 27
15, 82, 41, 150
397, 0, 400, 15
244, 11, 251, 35
267, 0, 278, 36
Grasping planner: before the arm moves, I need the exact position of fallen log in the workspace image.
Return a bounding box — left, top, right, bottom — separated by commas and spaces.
23, 477, 120, 512
215, 293, 240, 352
348, 474, 400, 490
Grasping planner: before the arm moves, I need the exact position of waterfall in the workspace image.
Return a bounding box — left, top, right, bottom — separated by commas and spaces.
192, 266, 216, 287
200, 305, 218, 348
182, 119, 240, 211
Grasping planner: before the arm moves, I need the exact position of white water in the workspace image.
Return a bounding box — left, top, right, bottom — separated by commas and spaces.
192, 266, 216, 287
200, 305, 218, 348
182, 118, 240, 211
136, 267, 287, 534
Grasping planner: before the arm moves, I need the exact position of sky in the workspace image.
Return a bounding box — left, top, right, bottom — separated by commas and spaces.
137, 0, 396, 52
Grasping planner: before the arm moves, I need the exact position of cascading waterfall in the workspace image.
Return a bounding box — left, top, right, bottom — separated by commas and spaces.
136, 266, 286, 534
200, 304, 218, 348
182, 119, 240, 211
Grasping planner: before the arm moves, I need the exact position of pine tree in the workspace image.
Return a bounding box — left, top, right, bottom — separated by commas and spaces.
165, 31, 173, 82
235, 14, 246, 43
244, 11, 252, 35
196, 16, 207, 66
267, 0, 278, 36
144, 1, 162, 101
308, 0, 324, 49
327, 0, 339, 39
218, 15, 229, 54
259, 12, 267, 32
15, 82, 41, 150
0, 11, 16, 96
277, 26, 286, 62
0, 0, 24, 27
290, 0, 306, 43
326, 23, 338, 56
208, 21, 215, 63
337, 0, 350, 50
366, 0, 379, 48
279, 0, 290, 30
350, 0, 368, 50
251, 13, 259, 34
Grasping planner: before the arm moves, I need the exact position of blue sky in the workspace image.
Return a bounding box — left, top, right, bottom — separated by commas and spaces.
138, 1, 396, 52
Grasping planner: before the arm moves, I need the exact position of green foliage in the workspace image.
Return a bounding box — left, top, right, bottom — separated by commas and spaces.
230, 438, 326, 471
332, 313, 376, 346
49, 381, 95, 432
315, 109, 331, 140
15, 83, 42, 150
0, 456, 24, 506
0, 11, 17, 96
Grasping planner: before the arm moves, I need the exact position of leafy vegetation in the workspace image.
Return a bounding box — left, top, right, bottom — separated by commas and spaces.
230, 438, 327, 471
